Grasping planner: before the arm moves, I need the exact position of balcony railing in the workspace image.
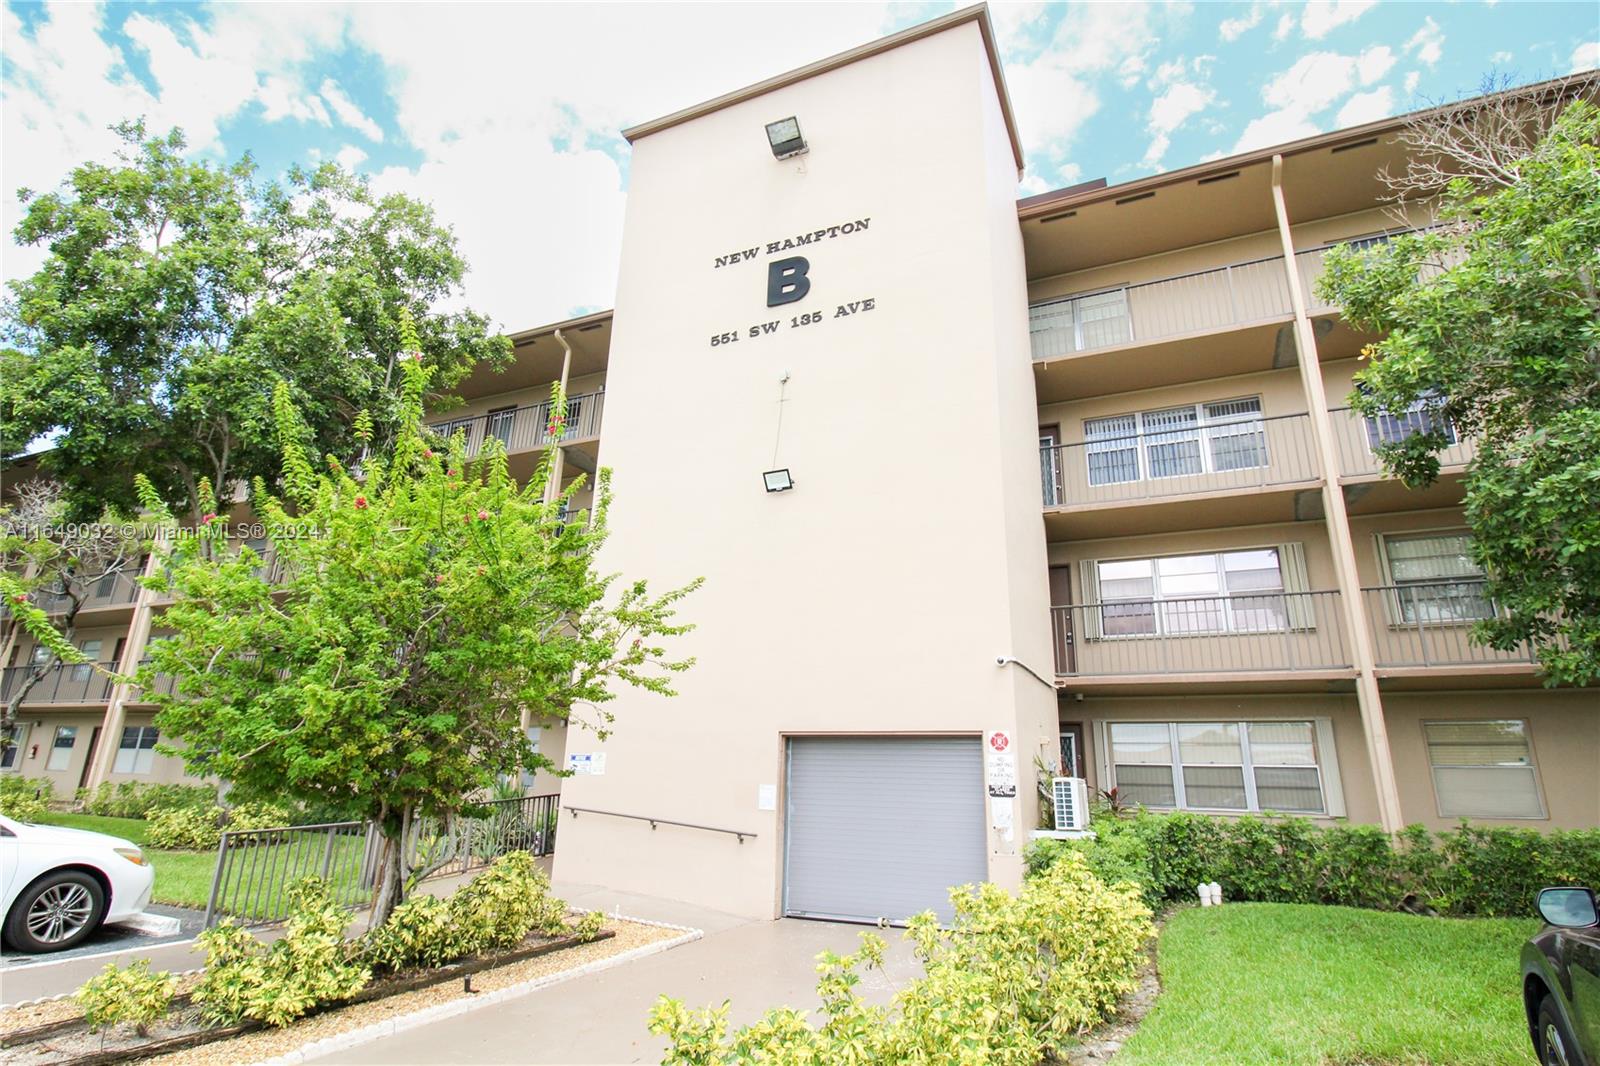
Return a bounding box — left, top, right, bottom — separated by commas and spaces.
1329, 406, 1477, 478
1361, 582, 1538, 669
0, 661, 118, 705
31, 571, 143, 614
1050, 591, 1351, 677
135, 658, 179, 699
1024, 234, 1421, 360
1041, 411, 1318, 508
427, 389, 605, 459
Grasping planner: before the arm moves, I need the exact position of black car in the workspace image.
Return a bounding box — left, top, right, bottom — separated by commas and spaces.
1523, 887, 1600, 1066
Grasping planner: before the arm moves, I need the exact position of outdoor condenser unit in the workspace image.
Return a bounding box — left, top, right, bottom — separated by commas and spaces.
1052, 777, 1090, 833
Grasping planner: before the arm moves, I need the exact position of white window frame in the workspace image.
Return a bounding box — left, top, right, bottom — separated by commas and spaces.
1084, 396, 1267, 487
46, 725, 77, 772
1361, 391, 1457, 453
114, 725, 159, 775
1378, 529, 1492, 625
0, 724, 28, 772
1099, 718, 1340, 815
1029, 286, 1133, 354
1096, 548, 1288, 639
1423, 718, 1546, 820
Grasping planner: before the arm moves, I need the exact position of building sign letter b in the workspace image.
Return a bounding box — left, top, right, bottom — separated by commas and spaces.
767, 256, 810, 307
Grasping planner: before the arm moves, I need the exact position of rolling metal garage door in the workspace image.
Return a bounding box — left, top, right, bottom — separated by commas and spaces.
783, 736, 986, 925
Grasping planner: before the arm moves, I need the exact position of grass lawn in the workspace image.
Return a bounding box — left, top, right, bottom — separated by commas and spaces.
35, 811, 219, 909
1115, 903, 1538, 1066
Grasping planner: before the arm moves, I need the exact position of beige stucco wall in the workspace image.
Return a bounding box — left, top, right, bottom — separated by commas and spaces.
553, 21, 1057, 919
4, 709, 196, 795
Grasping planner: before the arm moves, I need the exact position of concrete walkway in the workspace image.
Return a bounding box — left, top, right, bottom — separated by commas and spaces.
306, 881, 922, 1065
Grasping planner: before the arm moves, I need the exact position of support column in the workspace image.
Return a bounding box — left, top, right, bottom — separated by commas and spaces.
1270, 154, 1404, 833
84, 551, 161, 791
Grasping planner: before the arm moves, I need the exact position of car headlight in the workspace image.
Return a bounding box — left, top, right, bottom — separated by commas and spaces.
114, 847, 148, 866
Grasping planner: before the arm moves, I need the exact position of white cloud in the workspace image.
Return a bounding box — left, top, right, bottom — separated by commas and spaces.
1300, 0, 1377, 41
1143, 80, 1216, 165
319, 79, 384, 143
1404, 70, 1421, 94
1264, 51, 1359, 113
1406, 17, 1445, 67
1490, 50, 1513, 66
1356, 45, 1395, 85
1571, 41, 1600, 73
1234, 108, 1321, 152
1335, 86, 1394, 128
1274, 13, 1296, 41
334, 144, 368, 171
1219, 4, 1264, 42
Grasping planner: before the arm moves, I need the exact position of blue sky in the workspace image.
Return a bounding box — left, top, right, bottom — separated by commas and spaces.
4, 1, 1596, 329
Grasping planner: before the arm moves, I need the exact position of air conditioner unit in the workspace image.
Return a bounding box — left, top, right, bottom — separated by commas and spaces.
1052, 777, 1090, 833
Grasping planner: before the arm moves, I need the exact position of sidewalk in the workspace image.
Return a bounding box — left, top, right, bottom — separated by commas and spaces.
305, 881, 921, 1065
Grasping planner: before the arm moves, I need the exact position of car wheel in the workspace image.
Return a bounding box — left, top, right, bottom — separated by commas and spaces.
1536, 994, 1579, 1066
4, 869, 106, 953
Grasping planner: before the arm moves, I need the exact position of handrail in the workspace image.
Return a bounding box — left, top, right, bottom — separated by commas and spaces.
563, 805, 757, 843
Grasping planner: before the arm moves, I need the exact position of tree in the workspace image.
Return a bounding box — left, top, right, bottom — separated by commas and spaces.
129, 321, 698, 926
2, 122, 510, 522
0, 481, 143, 733
1317, 96, 1600, 686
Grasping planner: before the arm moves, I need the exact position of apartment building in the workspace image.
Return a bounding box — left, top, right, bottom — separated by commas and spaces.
3, 6, 1593, 924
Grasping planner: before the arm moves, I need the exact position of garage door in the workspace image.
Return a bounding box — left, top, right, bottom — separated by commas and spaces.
783, 736, 986, 924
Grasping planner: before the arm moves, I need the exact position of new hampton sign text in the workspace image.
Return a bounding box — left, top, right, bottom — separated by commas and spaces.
707, 216, 876, 348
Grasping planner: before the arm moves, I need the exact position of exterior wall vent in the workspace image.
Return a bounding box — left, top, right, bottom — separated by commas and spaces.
1039, 209, 1078, 223
1331, 137, 1380, 154
1114, 191, 1156, 206
1198, 171, 1241, 185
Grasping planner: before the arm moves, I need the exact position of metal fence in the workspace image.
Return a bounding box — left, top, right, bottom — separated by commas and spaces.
31, 571, 143, 613
1328, 406, 1477, 477
1050, 590, 1352, 677
426, 390, 605, 459
202, 794, 559, 927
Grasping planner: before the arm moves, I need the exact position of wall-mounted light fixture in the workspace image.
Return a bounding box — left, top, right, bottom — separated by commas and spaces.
763, 468, 795, 493
765, 117, 807, 161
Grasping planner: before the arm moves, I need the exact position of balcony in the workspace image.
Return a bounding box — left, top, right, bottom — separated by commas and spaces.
130, 658, 178, 702
1362, 582, 1541, 681
0, 662, 117, 706
427, 389, 605, 459
1330, 407, 1476, 479
1040, 411, 1321, 537
32, 571, 142, 614
1049, 590, 1353, 690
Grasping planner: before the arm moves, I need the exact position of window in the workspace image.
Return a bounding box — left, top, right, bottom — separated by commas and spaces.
114, 726, 159, 775
1095, 549, 1286, 637
72, 640, 102, 682
1040, 434, 1062, 506
0, 724, 25, 771
1029, 288, 1133, 354
1425, 720, 1543, 819
1363, 392, 1457, 449
47, 726, 77, 771
519, 726, 543, 789
1109, 720, 1329, 813
487, 406, 517, 447
1382, 532, 1491, 623
1085, 398, 1266, 486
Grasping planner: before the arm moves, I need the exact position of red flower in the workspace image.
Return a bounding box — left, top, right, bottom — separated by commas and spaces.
477, 509, 489, 521
448, 469, 459, 478
354, 496, 368, 510
201, 513, 217, 525
435, 574, 447, 584
411, 351, 423, 363
10, 594, 25, 605
423, 448, 434, 459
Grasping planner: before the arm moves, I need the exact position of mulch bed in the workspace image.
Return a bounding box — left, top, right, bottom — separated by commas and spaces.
1, 928, 612, 1065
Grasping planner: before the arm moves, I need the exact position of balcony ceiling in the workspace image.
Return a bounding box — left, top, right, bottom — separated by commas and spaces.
1020, 132, 1411, 282
455, 311, 612, 401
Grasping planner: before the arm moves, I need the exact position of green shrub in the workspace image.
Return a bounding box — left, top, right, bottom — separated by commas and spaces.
225, 801, 292, 832
74, 960, 177, 1036
193, 878, 369, 1028
1023, 810, 1600, 918
650, 853, 1153, 1065
359, 851, 573, 974
146, 805, 224, 850
0, 776, 51, 821
82, 781, 215, 819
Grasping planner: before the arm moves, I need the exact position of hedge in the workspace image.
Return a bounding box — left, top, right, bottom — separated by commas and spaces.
1025, 811, 1600, 918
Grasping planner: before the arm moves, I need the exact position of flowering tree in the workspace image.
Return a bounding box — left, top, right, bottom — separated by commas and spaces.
133, 322, 698, 925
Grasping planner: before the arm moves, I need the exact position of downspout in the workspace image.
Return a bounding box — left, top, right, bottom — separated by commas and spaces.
544, 329, 574, 507
1270, 154, 1404, 834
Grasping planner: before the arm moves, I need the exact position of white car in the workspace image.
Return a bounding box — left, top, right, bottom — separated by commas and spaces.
0, 814, 156, 953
